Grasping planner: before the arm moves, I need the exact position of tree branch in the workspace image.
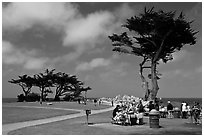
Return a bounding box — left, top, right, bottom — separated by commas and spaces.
141, 35, 157, 47
140, 56, 148, 67
139, 56, 149, 83
153, 30, 172, 62
142, 66, 151, 69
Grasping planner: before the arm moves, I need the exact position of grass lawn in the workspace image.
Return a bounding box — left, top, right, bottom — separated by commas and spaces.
8, 110, 202, 135
2, 101, 111, 125
2, 106, 78, 124
3, 101, 110, 110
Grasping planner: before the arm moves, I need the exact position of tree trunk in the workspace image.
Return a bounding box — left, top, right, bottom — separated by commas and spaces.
40, 87, 44, 104
21, 86, 27, 99
139, 71, 149, 101
24, 92, 28, 102
84, 91, 87, 105
150, 61, 159, 102
54, 87, 61, 101
139, 57, 151, 101
24, 87, 32, 101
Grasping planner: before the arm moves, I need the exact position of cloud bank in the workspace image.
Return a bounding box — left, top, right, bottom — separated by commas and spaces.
2, 2, 141, 70
2, 41, 49, 70
76, 58, 111, 72
3, 2, 77, 31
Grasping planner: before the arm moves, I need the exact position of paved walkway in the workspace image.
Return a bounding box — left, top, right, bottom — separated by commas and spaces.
2, 105, 115, 135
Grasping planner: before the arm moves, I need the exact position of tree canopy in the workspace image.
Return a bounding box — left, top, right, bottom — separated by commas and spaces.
109, 8, 197, 63
9, 69, 91, 102
8, 75, 34, 97
109, 7, 197, 101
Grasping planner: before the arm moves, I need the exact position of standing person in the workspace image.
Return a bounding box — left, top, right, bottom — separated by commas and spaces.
192, 102, 201, 124
186, 103, 191, 118
94, 99, 97, 106
181, 102, 187, 119
148, 101, 154, 112
186, 104, 193, 123
111, 99, 114, 106
137, 99, 144, 125
137, 100, 144, 113
180, 102, 183, 118
155, 98, 160, 111
167, 101, 174, 118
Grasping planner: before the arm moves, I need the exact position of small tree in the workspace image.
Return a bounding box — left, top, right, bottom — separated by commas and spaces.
81, 86, 92, 104
33, 69, 55, 104
109, 7, 197, 101
53, 72, 72, 101
9, 75, 34, 100
53, 72, 83, 100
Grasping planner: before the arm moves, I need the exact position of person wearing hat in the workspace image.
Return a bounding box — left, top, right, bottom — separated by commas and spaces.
167, 101, 174, 118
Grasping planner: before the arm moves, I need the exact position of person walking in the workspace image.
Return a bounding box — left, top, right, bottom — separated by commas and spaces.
167, 101, 174, 119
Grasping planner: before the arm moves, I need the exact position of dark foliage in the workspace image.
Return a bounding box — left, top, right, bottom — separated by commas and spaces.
10, 69, 92, 102
26, 92, 40, 102
108, 7, 197, 101
17, 94, 25, 102
109, 7, 197, 63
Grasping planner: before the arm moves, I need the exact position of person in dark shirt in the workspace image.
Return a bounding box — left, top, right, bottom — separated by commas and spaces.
94, 99, 97, 106
112, 105, 120, 118
148, 101, 155, 112
137, 100, 144, 113
167, 101, 174, 118
192, 102, 201, 124
155, 98, 160, 111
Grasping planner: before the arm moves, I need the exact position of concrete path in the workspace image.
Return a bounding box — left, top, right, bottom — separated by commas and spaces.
2, 105, 114, 135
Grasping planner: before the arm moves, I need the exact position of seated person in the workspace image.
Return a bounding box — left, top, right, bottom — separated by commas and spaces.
127, 103, 135, 114
112, 105, 120, 118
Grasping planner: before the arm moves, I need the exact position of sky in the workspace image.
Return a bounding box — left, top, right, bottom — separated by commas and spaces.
2, 2, 202, 98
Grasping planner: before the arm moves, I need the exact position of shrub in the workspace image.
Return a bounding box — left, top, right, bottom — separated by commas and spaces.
54, 96, 61, 101
26, 92, 40, 102
63, 95, 72, 101
17, 94, 25, 102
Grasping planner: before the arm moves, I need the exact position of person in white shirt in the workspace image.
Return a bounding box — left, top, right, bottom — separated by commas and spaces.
181, 102, 187, 119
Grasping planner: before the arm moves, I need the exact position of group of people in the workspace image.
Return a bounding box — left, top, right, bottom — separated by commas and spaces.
112, 98, 202, 126
112, 99, 145, 126
163, 101, 202, 125
182, 101, 202, 125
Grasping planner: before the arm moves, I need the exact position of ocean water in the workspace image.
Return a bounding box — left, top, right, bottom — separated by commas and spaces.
2, 98, 18, 103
